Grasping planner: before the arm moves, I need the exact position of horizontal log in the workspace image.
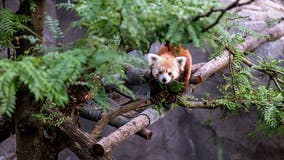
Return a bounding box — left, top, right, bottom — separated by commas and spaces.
192, 21, 284, 84
58, 120, 114, 160
94, 114, 150, 156
94, 106, 175, 156
79, 106, 152, 140
91, 99, 151, 139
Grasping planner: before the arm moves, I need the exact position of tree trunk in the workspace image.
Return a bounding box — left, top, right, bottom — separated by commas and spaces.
14, 1, 58, 160
15, 0, 46, 57
15, 88, 58, 160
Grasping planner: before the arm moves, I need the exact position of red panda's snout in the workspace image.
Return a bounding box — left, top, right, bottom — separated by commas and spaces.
159, 72, 173, 84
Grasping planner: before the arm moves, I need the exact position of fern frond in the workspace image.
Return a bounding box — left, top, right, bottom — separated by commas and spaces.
0, 8, 30, 47
45, 16, 64, 39
0, 60, 17, 116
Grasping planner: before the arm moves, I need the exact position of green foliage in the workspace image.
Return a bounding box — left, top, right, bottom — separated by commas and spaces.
60, 0, 224, 51
217, 48, 284, 135
256, 58, 284, 76
0, 49, 87, 116
152, 80, 185, 112
21, 0, 37, 11
0, 8, 30, 47
45, 16, 64, 39
32, 101, 66, 127
0, 46, 144, 115
0, 60, 17, 117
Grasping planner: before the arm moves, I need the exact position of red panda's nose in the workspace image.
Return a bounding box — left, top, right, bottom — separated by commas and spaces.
162, 78, 167, 83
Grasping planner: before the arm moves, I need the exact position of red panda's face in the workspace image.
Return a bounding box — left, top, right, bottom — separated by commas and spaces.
147, 53, 186, 84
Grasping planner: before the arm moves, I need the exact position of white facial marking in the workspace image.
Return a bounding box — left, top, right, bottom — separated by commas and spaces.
147, 53, 161, 66
152, 68, 159, 78
159, 73, 171, 84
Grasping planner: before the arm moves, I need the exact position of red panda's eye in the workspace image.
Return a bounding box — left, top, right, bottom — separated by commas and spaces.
168, 72, 172, 76
158, 71, 163, 74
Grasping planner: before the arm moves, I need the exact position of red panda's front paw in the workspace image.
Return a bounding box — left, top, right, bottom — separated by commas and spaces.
150, 94, 164, 105
167, 95, 177, 104
150, 92, 178, 105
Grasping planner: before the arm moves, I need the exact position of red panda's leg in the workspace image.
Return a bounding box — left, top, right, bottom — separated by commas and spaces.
183, 55, 192, 94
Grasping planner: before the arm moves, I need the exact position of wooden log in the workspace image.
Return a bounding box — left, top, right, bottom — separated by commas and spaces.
94, 114, 150, 156
237, 21, 284, 52
191, 51, 231, 84
58, 120, 114, 160
0, 134, 16, 159
192, 21, 284, 84
79, 106, 152, 140
91, 99, 151, 139
93, 106, 174, 156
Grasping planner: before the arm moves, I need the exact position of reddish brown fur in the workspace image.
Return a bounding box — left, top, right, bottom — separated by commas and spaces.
157, 44, 192, 93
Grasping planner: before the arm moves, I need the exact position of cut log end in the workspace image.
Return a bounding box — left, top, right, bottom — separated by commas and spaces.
191, 74, 203, 84
93, 143, 105, 156
137, 128, 152, 140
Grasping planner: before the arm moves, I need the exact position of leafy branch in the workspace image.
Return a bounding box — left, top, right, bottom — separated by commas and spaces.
191, 0, 255, 32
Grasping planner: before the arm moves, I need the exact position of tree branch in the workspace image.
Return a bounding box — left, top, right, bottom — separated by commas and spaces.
200, 0, 255, 32
94, 114, 150, 156
78, 104, 152, 140
91, 99, 151, 139
230, 51, 284, 90
58, 120, 115, 160
192, 21, 284, 85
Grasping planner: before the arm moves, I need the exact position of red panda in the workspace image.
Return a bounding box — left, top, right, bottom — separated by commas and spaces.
147, 44, 192, 104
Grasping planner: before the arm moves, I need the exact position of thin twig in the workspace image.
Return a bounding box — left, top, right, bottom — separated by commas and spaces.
228, 50, 237, 100
192, 6, 215, 22
241, 57, 284, 88
201, 0, 255, 32
266, 77, 272, 89
176, 98, 218, 109
272, 76, 282, 91
225, 45, 283, 90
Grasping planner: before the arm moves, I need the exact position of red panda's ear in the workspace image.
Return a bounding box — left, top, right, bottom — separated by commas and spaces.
147, 53, 160, 66
174, 56, 186, 71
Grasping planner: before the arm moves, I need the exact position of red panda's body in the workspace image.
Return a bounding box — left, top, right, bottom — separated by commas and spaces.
147, 44, 192, 104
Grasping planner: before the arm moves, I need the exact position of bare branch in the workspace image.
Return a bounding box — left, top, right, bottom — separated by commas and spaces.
91, 99, 151, 139
272, 76, 282, 91
177, 100, 218, 109
78, 104, 152, 140
200, 0, 255, 32
235, 55, 284, 90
